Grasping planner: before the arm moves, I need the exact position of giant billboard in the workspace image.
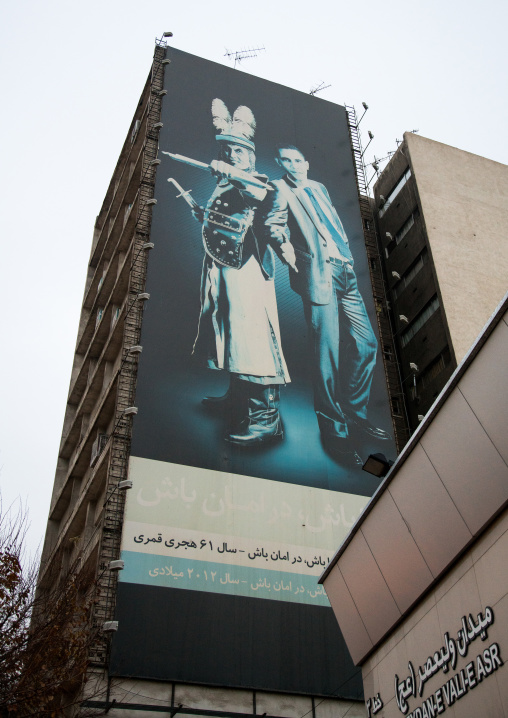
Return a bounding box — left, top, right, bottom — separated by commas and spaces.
111, 47, 395, 697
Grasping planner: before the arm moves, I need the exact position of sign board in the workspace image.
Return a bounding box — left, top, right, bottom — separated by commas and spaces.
111, 47, 395, 697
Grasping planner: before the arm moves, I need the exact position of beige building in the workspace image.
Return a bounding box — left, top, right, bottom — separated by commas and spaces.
373, 133, 508, 431
321, 292, 508, 717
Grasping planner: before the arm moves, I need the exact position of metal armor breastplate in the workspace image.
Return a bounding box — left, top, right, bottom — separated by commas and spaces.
202, 187, 255, 269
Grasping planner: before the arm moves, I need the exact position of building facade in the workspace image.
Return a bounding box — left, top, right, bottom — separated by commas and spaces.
321, 291, 508, 717
37, 40, 405, 717
373, 133, 508, 431
36, 36, 508, 715
36, 43, 167, 707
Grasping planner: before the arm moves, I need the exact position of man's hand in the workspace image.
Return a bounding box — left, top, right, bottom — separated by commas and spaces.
191, 207, 204, 223
210, 160, 232, 181
210, 160, 268, 201
280, 242, 298, 272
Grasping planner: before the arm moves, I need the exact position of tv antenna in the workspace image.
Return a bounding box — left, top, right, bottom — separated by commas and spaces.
310, 81, 331, 96
224, 46, 265, 69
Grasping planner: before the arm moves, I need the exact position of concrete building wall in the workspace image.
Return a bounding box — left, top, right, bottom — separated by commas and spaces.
406, 131, 508, 363
82, 679, 367, 718
361, 508, 508, 717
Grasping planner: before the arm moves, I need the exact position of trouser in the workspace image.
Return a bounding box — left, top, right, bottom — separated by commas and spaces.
303, 258, 377, 439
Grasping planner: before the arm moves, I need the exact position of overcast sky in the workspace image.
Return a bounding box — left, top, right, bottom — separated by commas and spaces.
1, 0, 507, 560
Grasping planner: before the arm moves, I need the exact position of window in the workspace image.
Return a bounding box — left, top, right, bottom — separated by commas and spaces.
392, 249, 428, 299
385, 208, 420, 257
410, 348, 451, 399
383, 344, 393, 362
131, 119, 141, 143
95, 307, 104, 328
111, 306, 120, 328
379, 167, 411, 218
400, 296, 440, 348
394, 207, 419, 245
391, 397, 402, 416
123, 203, 133, 226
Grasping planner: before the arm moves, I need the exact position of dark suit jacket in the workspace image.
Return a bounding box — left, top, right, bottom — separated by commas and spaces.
265, 176, 351, 305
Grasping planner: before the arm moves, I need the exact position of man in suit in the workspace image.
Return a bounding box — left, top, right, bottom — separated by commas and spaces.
265, 144, 390, 464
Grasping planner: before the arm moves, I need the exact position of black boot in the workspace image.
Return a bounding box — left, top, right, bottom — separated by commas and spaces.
226, 385, 283, 446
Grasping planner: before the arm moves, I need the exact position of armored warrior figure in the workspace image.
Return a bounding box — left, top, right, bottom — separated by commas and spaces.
184, 100, 290, 445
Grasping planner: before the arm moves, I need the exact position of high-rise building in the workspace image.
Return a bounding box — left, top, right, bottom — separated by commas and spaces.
36, 33, 508, 715
373, 132, 508, 431
36, 39, 401, 717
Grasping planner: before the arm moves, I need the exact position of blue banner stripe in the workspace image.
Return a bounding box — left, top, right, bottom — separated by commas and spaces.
120, 550, 329, 606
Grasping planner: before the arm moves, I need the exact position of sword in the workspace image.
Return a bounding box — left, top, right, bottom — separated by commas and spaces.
162, 151, 273, 191
167, 177, 200, 211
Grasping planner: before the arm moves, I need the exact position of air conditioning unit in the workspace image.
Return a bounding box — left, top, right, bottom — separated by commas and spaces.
103, 621, 119, 633
90, 433, 108, 467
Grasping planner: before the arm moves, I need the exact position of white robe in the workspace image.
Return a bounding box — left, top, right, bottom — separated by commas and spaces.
195, 254, 290, 384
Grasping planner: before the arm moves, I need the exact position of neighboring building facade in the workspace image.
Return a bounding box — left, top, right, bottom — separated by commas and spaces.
37, 39, 403, 717
373, 133, 508, 431
36, 43, 167, 706
321, 291, 508, 717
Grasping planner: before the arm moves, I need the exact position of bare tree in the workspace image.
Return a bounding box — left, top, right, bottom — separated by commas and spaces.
0, 500, 106, 717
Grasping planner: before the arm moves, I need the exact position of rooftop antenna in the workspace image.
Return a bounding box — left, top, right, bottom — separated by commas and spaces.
411, 129, 420, 133
224, 46, 265, 69
310, 81, 331, 96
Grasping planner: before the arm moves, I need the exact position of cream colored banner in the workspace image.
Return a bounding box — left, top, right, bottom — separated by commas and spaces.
120, 456, 369, 604
126, 455, 367, 548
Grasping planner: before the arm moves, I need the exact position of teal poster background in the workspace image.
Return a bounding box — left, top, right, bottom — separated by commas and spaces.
111, 46, 392, 698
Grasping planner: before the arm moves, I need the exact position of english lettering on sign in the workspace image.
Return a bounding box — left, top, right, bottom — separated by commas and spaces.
365, 607, 504, 716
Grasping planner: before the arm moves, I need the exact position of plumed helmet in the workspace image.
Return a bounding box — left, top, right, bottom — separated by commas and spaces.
211, 98, 256, 152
